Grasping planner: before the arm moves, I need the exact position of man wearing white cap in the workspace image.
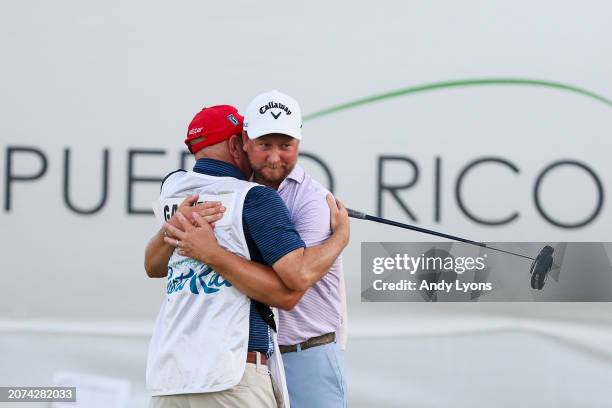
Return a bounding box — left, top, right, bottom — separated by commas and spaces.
174, 91, 348, 407
242, 90, 347, 408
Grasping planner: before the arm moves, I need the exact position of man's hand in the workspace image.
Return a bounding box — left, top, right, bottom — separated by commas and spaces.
144, 196, 224, 278
326, 193, 349, 248
163, 212, 224, 265
166, 195, 225, 237
270, 194, 350, 291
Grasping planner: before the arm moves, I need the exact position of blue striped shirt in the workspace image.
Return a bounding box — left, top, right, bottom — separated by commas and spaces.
192, 158, 305, 355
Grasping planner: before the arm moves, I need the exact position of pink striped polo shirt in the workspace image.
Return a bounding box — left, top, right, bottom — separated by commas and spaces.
276, 165, 345, 346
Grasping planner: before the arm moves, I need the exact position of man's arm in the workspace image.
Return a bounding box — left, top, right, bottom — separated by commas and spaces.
207, 252, 306, 310
144, 227, 176, 278
270, 194, 348, 291
165, 193, 349, 294
147, 211, 304, 309
168, 212, 305, 310
143, 195, 224, 278
147, 191, 306, 309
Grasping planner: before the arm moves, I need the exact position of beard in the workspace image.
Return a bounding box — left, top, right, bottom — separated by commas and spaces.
251, 161, 295, 185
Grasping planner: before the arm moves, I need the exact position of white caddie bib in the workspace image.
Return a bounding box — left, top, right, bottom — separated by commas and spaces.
146, 171, 256, 395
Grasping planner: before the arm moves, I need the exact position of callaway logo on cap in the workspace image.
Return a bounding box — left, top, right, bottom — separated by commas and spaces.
185, 105, 244, 154
259, 101, 292, 118
244, 90, 302, 140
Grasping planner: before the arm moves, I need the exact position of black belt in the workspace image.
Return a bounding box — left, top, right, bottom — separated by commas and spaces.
279, 332, 336, 354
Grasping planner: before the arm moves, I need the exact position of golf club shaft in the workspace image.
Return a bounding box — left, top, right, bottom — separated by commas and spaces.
347, 208, 535, 261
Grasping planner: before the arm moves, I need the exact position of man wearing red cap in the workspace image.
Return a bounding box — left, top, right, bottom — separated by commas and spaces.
144, 105, 349, 408
159, 91, 349, 408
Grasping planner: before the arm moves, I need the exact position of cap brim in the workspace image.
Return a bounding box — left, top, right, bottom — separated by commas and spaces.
245, 125, 302, 140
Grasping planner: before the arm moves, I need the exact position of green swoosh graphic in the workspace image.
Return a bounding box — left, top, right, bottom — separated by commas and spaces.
303, 78, 612, 121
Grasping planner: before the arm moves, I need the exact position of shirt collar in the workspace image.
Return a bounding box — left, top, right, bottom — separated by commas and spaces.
193, 158, 247, 181
278, 165, 305, 191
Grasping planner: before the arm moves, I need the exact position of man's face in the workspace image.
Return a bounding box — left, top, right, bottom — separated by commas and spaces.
243, 133, 300, 185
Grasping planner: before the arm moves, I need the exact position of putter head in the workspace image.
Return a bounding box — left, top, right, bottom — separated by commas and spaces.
529, 245, 555, 290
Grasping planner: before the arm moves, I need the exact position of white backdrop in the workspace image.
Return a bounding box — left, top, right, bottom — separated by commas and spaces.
1, 1, 611, 406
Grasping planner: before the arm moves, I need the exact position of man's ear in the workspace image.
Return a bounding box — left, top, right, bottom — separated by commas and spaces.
228, 134, 240, 158
242, 132, 249, 152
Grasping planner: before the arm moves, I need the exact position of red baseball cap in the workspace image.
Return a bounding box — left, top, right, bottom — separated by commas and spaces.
185, 105, 244, 154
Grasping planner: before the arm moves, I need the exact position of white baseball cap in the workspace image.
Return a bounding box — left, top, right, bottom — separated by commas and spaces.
244, 90, 302, 140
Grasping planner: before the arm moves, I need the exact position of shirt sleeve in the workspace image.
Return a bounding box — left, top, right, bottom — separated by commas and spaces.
293, 189, 332, 247
243, 185, 305, 266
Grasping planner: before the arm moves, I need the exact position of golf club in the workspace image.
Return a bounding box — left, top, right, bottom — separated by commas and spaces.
347, 208, 555, 289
